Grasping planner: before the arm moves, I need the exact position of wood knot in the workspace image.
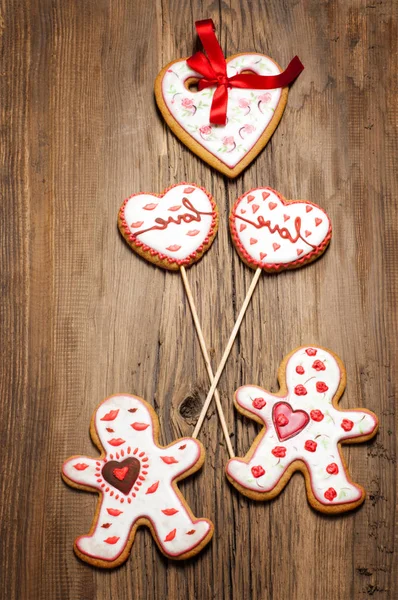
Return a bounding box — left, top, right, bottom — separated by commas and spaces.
179, 393, 202, 426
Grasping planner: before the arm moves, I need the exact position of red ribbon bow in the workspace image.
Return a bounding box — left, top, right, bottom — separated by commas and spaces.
186, 19, 304, 125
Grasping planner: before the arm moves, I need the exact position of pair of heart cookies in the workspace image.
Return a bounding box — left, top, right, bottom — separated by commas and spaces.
118, 183, 332, 273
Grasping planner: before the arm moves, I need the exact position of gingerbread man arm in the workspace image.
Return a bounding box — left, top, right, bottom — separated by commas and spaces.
235, 385, 282, 422
62, 456, 103, 490
330, 408, 378, 441
157, 438, 203, 478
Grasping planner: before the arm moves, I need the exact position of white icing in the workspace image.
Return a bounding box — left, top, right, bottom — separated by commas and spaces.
121, 184, 216, 262
231, 188, 331, 266
63, 394, 212, 562
161, 54, 283, 168
227, 347, 378, 508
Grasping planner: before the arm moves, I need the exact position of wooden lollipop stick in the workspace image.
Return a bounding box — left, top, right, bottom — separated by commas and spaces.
180, 266, 235, 458
192, 267, 262, 440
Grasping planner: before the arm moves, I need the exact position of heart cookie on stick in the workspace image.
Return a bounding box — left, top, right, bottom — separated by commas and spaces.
192, 187, 331, 441
155, 19, 304, 178
118, 183, 234, 458
230, 187, 331, 271
118, 183, 218, 271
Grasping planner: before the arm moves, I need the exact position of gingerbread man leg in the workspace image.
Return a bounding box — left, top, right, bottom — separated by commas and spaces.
226, 347, 379, 513
62, 395, 214, 566
75, 497, 139, 562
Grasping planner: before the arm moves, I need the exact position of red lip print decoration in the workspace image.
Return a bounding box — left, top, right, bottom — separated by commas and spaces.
230, 187, 332, 272
164, 529, 176, 542
108, 438, 125, 447
145, 481, 159, 494
118, 183, 218, 271
161, 456, 178, 464
107, 508, 123, 516
131, 422, 149, 431
102, 457, 140, 495
101, 409, 119, 421
73, 463, 89, 471
104, 536, 120, 544
272, 402, 310, 441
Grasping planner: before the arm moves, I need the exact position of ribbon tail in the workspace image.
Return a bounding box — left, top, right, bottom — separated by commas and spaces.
209, 84, 229, 125
230, 56, 305, 90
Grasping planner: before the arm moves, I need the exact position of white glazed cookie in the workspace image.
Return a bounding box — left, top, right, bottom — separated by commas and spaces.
118, 183, 218, 271
230, 187, 332, 271
62, 394, 214, 566
226, 346, 379, 513
155, 54, 288, 178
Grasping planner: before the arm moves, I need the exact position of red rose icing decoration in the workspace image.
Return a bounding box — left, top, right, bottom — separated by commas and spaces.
251, 465, 265, 478
305, 348, 317, 356
324, 487, 337, 502
273, 402, 309, 441
326, 463, 339, 475
312, 360, 326, 371
304, 440, 317, 452
341, 419, 354, 432
310, 409, 324, 422
296, 365, 305, 375
294, 385, 307, 396
252, 397, 266, 409
275, 414, 289, 427
271, 446, 287, 458
316, 382, 329, 393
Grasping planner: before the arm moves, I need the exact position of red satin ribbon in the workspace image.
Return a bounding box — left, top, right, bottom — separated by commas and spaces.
187, 19, 304, 125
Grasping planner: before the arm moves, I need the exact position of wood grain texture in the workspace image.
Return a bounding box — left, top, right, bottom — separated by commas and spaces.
0, 0, 396, 598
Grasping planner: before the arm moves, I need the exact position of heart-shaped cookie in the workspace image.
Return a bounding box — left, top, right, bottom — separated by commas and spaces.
155, 53, 288, 178
118, 183, 218, 270
230, 187, 332, 271
272, 402, 310, 441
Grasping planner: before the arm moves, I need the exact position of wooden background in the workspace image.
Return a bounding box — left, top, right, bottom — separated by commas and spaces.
1, 0, 397, 598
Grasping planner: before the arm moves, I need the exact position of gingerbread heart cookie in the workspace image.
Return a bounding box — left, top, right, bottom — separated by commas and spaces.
230, 187, 332, 271
118, 183, 218, 271
155, 20, 303, 178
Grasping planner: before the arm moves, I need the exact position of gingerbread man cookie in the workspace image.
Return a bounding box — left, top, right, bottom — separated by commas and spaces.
226, 346, 378, 513
62, 394, 214, 566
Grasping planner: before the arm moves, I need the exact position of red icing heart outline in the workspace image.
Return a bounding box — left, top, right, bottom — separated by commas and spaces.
272, 401, 310, 441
